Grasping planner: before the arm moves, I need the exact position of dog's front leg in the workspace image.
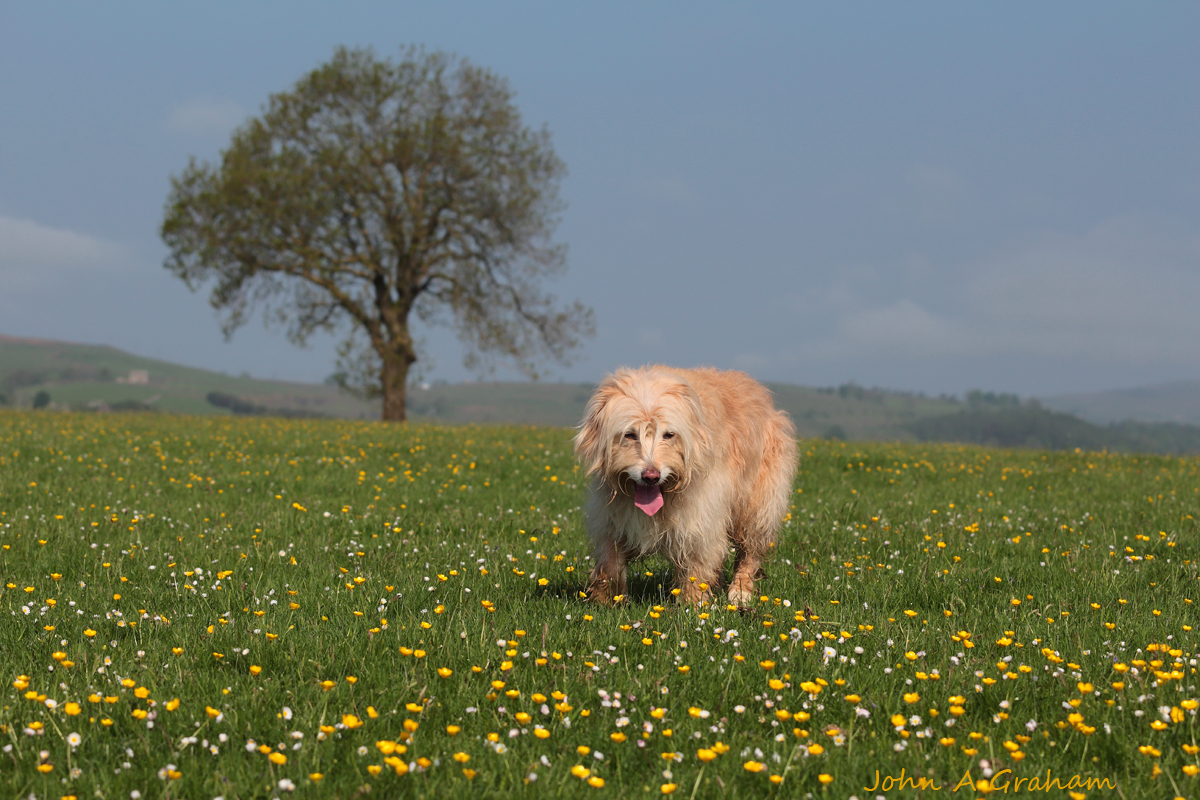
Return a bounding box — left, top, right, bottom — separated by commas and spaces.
672, 554, 723, 605
587, 535, 628, 605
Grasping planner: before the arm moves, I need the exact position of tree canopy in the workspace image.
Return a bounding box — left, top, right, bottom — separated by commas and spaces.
162, 46, 593, 420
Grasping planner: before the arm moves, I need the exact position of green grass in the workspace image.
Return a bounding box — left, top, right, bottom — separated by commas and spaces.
1, 410, 1199, 799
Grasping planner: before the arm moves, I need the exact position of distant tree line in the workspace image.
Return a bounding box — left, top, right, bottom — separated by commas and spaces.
907, 404, 1200, 455
205, 391, 327, 419
1, 367, 115, 391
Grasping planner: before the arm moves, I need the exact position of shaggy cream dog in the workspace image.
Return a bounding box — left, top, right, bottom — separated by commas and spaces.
574, 366, 797, 606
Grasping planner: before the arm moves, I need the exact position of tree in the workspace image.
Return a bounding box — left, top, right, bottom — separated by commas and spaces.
162, 46, 593, 421
32, 390, 50, 409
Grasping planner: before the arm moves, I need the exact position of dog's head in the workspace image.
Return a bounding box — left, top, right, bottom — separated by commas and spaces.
574, 367, 709, 514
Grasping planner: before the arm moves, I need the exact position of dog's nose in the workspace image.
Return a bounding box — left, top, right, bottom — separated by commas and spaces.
641, 467, 661, 484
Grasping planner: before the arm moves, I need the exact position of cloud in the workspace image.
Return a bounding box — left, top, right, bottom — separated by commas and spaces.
166, 97, 245, 136
778, 215, 1200, 374
0, 216, 127, 289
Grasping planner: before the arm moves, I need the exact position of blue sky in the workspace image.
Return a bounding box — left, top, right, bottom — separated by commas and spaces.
1, 2, 1197, 396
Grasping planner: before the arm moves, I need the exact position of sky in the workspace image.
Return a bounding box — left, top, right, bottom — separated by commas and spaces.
1, 2, 1197, 398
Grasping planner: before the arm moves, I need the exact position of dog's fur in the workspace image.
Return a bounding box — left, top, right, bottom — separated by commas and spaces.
574, 366, 797, 606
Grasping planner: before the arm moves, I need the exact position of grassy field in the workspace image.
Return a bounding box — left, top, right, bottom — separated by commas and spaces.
2, 411, 1199, 799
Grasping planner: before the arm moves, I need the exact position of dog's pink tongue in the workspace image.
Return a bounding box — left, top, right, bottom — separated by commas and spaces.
634, 484, 664, 516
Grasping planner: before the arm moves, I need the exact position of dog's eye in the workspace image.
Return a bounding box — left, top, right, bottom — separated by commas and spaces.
624, 431, 637, 441
661, 432, 675, 440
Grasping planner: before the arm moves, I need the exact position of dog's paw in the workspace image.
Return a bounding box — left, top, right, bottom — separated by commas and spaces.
727, 584, 753, 608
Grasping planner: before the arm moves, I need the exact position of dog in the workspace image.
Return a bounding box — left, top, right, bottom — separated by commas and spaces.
573, 366, 797, 606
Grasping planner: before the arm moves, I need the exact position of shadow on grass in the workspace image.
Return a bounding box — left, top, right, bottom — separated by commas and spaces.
531, 558, 767, 615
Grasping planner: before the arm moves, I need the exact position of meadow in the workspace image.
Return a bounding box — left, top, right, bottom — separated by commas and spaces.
1, 411, 1198, 800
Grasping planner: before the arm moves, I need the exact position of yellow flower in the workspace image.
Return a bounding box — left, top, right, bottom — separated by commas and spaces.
63, 702, 81, 716
454, 752, 471, 763
588, 777, 605, 788
165, 698, 180, 711
904, 692, 920, 704
818, 774, 833, 785
534, 727, 550, 739
447, 725, 461, 736
249, 665, 262, 675
744, 761, 765, 773
697, 748, 716, 762
760, 660, 775, 670
661, 784, 678, 794
610, 732, 627, 742
342, 714, 363, 729
268, 752, 286, 765
463, 768, 477, 779
437, 668, 453, 678
309, 773, 324, 781
367, 764, 383, 777
571, 765, 591, 779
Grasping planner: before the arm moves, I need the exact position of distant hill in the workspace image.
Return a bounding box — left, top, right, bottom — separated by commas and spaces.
405, 379, 961, 439
1042, 381, 1200, 426
0, 334, 377, 418
907, 404, 1200, 455
5, 335, 1200, 455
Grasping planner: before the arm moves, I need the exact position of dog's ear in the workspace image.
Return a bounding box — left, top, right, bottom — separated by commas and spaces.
574, 380, 620, 476
671, 382, 711, 477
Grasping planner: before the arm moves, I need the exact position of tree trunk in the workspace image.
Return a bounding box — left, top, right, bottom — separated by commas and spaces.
380, 344, 415, 422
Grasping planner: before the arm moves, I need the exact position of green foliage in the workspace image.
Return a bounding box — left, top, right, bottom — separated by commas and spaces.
31, 390, 50, 409
205, 390, 328, 419
965, 389, 1021, 409
1, 412, 1198, 797
161, 46, 594, 420
2, 368, 49, 391
205, 390, 266, 416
